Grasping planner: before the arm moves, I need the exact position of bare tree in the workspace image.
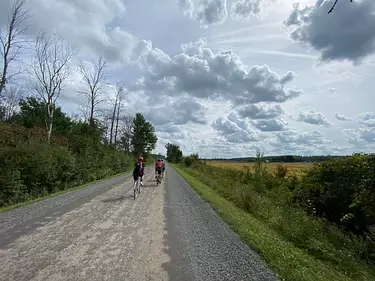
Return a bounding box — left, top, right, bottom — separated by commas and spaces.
0, 85, 23, 121
118, 114, 133, 153
30, 31, 75, 143
0, 0, 29, 96
78, 56, 108, 130
109, 81, 127, 145
328, 0, 353, 14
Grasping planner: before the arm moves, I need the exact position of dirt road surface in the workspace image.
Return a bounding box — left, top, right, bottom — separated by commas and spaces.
0, 165, 278, 281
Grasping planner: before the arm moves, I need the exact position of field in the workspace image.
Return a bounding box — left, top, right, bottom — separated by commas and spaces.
206, 161, 312, 176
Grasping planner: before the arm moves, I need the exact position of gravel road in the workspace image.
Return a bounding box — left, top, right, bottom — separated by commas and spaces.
0, 165, 278, 281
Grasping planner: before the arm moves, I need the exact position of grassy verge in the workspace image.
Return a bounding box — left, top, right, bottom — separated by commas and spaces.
0, 169, 131, 213
172, 164, 375, 281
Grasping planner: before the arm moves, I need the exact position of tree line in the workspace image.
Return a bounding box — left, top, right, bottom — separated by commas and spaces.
0, 1, 158, 207
205, 155, 347, 163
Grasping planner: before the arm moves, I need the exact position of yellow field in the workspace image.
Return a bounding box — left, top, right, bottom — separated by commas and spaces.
206, 161, 312, 176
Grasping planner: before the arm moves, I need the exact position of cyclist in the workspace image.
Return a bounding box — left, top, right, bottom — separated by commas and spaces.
161, 159, 165, 179
155, 159, 163, 180
133, 156, 145, 188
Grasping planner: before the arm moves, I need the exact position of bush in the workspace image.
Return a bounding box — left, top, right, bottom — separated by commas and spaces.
184, 153, 200, 167
294, 154, 375, 235
0, 124, 133, 208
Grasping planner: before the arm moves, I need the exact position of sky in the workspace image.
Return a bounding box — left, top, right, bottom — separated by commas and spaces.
1, 0, 375, 158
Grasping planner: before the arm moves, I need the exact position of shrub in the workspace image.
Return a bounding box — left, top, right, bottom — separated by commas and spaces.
294, 154, 375, 235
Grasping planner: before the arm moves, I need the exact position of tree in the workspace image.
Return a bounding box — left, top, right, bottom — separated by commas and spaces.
109, 82, 126, 145
0, 0, 29, 96
30, 31, 75, 143
78, 56, 108, 130
0, 85, 23, 121
165, 142, 183, 163
13, 96, 72, 136
130, 113, 157, 158
118, 114, 133, 153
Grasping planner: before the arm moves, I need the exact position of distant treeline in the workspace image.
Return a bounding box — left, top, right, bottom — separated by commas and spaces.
204, 155, 351, 163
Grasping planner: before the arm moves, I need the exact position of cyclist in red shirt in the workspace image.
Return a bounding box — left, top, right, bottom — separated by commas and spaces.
155, 159, 163, 179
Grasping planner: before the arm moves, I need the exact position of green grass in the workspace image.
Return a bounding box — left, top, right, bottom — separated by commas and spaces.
0, 169, 131, 213
172, 164, 375, 281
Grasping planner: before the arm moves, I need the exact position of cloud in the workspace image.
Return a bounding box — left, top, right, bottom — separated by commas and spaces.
268, 129, 334, 155
284, 0, 375, 63
359, 112, 375, 127
178, 0, 228, 26
343, 127, 375, 145
143, 95, 208, 126
237, 104, 284, 119
18, 0, 135, 63
133, 38, 303, 107
231, 0, 262, 19
334, 112, 351, 121
211, 113, 258, 143
251, 118, 288, 131
230, 0, 276, 20
297, 110, 331, 126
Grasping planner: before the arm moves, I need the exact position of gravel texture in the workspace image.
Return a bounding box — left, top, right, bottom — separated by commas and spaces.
0, 165, 278, 281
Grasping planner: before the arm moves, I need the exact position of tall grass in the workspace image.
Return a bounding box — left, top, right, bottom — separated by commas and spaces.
179, 159, 375, 280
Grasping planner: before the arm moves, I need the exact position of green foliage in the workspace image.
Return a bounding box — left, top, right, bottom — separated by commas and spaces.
178, 152, 375, 276
294, 154, 375, 235
0, 97, 140, 208
183, 153, 200, 167
11, 97, 73, 136
165, 142, 183, 163
130, 113, 157, 159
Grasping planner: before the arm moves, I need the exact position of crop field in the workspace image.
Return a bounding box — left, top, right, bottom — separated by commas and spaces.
206, 161, 313, 176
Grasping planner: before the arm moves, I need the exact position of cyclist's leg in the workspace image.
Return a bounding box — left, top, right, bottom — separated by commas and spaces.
159, 167, 162, 179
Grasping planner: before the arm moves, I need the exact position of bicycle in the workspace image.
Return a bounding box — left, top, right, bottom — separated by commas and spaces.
156, 172, 162, 186
133, 177, 141, 199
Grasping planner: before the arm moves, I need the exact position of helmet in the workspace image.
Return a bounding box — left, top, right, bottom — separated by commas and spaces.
161, 159, 164, 162
138, 156, 144, 162
157, 159, 161, 161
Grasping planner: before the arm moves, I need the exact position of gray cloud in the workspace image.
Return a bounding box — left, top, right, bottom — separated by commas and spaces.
212, 113, 258, 143
144, 96, 208, 126
178, 0, 228, 26
155, 125, 182, 133
251, 118, 288, 132
266, 129, 334, 156
272, 130, 332, 150
297, 110, 331, 126
343, 127, 375, 144
237, 104, 284, 119
8, 0, 136, 63
231, 0, 261, 19
334, 112, 351, 121
134, 38, 302, 106
284, 0, 375, 63
359, 112, 375, 127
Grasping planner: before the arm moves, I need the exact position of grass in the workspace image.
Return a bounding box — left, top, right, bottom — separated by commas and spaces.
172, 164, 375, 281
206, 161, 311, 176
0, 169, 131, 213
